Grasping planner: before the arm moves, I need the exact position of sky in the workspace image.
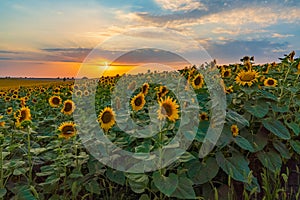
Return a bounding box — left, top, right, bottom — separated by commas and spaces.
0, 0, 300, 78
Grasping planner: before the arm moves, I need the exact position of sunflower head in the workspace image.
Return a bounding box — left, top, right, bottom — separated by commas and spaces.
131, 93, 146, 111
15, 107, 31, 127
157, 96, 180, 122
221, 69, 232, 78
159, 86, 168, 96
49, 96, 62, 108
231, 125, 239, 137
6, 107, 13, 115
98, 107, 115, 132
225, 86, 234, 94
141, 83, 149, 95
58, 121, 76, 139
199, 112, 209, 121
191, 74, 204, 89
61, 100, 76, 115
264, 78, 277, 87
235, 70, 259, 87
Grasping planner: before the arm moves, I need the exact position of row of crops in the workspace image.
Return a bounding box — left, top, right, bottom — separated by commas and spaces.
0, 52, 300, 199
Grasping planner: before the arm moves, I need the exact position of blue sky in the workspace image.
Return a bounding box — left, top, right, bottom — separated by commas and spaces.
0, 0, 300, 77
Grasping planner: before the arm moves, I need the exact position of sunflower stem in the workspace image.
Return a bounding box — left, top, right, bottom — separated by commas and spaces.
27, 125, 33, 185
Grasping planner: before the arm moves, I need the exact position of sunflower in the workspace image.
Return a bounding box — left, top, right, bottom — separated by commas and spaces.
231, 125, 239, 137
4, 96, 11, 102
199, 112, 209, 121
191, 74, 204, 89
235, 70, 259, 87
264, 78, 277, 87
157, 96, 179, 122
58, 121, 76, 139
61, 100, 76, 115
75, 90, 83, 97
15, 107, 31, 127
98, 107, 115, 131
141, 83, 149, 95
159, 86, 168, 96
49, 96, 62, 108
0, 121, 5, 127
6, 107, 13, 115
53, 87, 60, 94
296, 62, 300, 74
221, 69, 232, 78
83, 90, 90, 96
131, 93, 146, 111
225, 86, 234, 94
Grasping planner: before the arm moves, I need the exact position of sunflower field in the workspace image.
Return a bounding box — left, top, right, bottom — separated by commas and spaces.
0, 52, 300, 200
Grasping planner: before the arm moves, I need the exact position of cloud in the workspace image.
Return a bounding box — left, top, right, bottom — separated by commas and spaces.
135, 6, 300, 29
205, 39, 289, 64
154, 0, 207, 12
271, 33, 294, 38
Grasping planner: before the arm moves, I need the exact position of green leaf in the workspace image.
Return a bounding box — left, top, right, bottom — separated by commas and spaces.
257, 150, 282, 173
258, 90, 278, 101
285, 121, 300, 136
290, 140, 300, 154
106, 168, 125, 185
139, 194, 151, 200
13, 168, 28, 176
171, 175, 196, 199
244, 132, 268, 152
69, 168, 83, 179
273, 141, 291, 159
216, 151, 250, 182
234, 136, 255, 152
226, 109, 249, 127
0, 188, 7, 198
126, 173, 149, 193
244, 101, 269, 118
40, 175, 60, 186
187, 157, 219, 184
85, 179, 102, 194
178, 151, 196, 163
270, 103, 289, 113
153, 172, 178, 196
262, 119, 290, 140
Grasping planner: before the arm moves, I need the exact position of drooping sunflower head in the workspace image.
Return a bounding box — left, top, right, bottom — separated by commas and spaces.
191, 74, 204, 89
6, 107, 13, 115
131, 93, 146, 111
225, 85, 234, 94
264, 78, 277, 87
231, 124, 239, 137
98, 107, 115, 132
49, 96, 62, 108
58, 121, 76, 139
159, 86, 168, 96
61, 100, 76, 115
235, 70, 259, 87
199, 112, 209, 121
141, 83, 149, 95
15, 107, 31, 127
157, 96, 180, 122
221, 69, 232, 78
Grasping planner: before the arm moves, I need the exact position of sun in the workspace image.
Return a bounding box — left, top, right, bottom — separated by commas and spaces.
157, 96, 179, 122
98, 107, 116, 132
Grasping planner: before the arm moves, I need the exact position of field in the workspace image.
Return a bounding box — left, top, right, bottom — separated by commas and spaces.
0, 53, 300, 200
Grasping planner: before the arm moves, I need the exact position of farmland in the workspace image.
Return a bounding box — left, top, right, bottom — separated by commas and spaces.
0, 53, 300, 199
